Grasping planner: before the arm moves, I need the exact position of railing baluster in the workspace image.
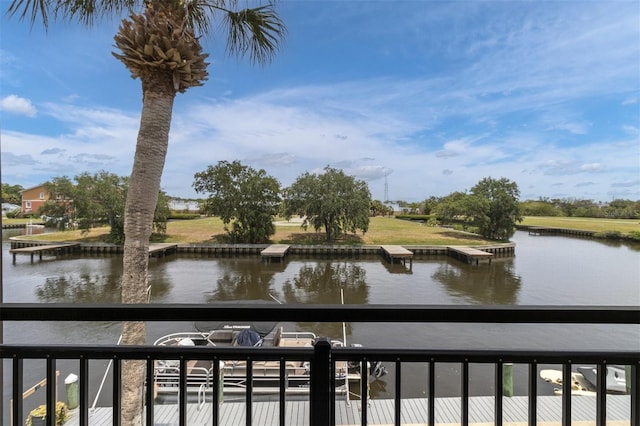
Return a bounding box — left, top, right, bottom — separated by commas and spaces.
394, 359, 401, 426
246, 358, 253, 426
145, 358, 154, 426
279, 357, 285, 426
528, 361, 537, 426
596, 364, 606, 426
361, 357, 368, 426
79, 357, 88, 426
461, 360, 469, 426
495, 361, 503, 426
631, 363, 639, 426
329, 354, 335, 424
562, 362, 571, 426
212, 357, 220, 426
179, 358, 187, 426
112, 358, 121, 426
12, 357, 23, 426
428, 360, 435, 426
46, 357, 56, 426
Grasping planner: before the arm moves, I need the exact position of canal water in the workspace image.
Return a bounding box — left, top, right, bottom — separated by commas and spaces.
2, 229, 639, 421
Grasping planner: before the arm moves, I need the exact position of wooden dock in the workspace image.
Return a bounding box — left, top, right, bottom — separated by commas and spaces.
9, 243, 79, 263
517, 225, 596, 238
380, 245, 413, 270
261, 244, 290, 263
447, 246, 493, 265
62, 394, 631, 425
149, 243, 178, 258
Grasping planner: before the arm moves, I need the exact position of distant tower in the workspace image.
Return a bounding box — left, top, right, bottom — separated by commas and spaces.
384, 174, 389, 202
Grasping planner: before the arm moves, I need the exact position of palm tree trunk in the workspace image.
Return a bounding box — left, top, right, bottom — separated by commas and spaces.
121, 75, 175, 425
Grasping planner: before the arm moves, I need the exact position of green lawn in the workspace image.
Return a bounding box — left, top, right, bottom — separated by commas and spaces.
7, 215, 637, 245
520, 216, 639, 234
9, 216, 492, 245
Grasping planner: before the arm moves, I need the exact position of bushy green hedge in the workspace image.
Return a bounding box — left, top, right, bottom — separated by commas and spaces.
168, 213, 201, 220
395, 214, 435, 221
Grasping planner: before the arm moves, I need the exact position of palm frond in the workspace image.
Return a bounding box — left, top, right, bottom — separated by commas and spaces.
182, 0, 214, 34
6, 0, 51, 28
224, 4, 286, 65
6, 0, 139, 28
56, 0, 138, 26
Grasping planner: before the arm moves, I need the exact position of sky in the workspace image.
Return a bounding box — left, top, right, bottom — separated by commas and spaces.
1, 0, 639, 203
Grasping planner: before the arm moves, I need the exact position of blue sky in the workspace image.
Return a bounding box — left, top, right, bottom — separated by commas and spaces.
1, 0, 639, 202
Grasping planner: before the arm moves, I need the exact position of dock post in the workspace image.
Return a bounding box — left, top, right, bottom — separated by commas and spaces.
503, 363, 513, 397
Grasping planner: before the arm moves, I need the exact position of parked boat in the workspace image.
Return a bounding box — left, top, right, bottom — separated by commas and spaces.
540, 365, 627, 395
577, 365, 627, 394
152, 322, 386, 401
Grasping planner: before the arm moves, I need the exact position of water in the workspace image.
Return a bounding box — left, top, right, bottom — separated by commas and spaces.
2, 229, 639, 420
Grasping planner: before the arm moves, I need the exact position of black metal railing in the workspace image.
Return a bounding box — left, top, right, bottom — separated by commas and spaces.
1, 304, 639, 426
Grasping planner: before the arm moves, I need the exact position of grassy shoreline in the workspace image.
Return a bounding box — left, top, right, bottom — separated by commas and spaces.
520, 216, 639, 232
4, 216, 638, 245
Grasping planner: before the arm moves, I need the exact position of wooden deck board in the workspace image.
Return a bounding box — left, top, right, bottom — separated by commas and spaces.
148, 243, 178, 257
63, 395, 632, 425
380, 245, 413, 258
447, 246, 493, 264
380, 245, 413, 269
9, 243, 78, 253
10, 243, 79, 262
261, 244, 290, 263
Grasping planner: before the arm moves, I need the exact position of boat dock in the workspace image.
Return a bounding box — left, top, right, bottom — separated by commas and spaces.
9, 243, 79, 263
447, 246, 493, 265
261, 244, 290, 263
8, 238, 514, 265
516, 225, 596, 238
148, 243, 178, 258
380, 245, 413, 270
62, 394, 631, 425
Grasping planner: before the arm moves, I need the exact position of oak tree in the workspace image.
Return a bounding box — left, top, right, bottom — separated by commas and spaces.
283, 167, 371, 243
193, 161, 281, 243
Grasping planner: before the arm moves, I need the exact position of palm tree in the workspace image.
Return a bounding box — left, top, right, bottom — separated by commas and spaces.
8, 0, 285, 423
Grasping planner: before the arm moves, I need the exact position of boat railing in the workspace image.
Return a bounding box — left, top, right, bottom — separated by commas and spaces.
1, 303, 639, 426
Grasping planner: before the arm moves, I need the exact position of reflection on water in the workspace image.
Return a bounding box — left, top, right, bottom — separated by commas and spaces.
282, 262, 369, 304
432, 259, 521, 304
37, 274, 122, 303
282, 262, 369, 337
206, 258, 282, 302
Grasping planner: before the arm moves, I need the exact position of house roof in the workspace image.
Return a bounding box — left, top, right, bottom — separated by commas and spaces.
19, 183, 47, 193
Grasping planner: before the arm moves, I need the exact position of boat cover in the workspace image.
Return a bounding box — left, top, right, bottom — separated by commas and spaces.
235, 329, 262, 346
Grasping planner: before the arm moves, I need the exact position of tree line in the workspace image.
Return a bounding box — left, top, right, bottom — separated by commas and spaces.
3, 173, 170, 245
379, 193, 640, 221
4, 163, 529, 243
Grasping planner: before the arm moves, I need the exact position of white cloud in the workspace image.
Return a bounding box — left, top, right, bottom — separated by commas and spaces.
0, 95, 36, 117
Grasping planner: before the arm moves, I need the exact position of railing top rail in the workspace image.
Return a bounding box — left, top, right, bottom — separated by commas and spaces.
1, 344, 638, 364
1, 303, 639, 324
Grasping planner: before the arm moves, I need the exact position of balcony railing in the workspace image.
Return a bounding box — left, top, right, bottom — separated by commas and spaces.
1, 304, 639, 426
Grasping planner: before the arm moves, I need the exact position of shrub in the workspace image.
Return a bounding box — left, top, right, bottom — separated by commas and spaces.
594, 230, 623, 240
626, 231, 640, 242
395, 214, 435, 222
6, 208, 21, 218
169, 213, 201, 220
